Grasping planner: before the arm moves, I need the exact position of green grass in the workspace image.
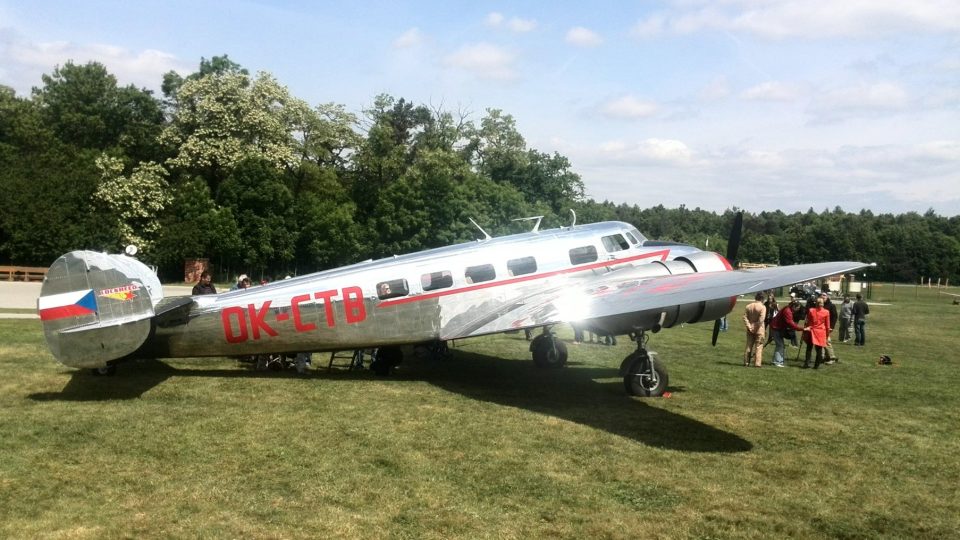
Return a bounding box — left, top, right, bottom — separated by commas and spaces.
1, 290, 958, 539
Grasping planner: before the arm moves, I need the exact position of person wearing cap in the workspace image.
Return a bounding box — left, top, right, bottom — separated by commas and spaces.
742, 292, 766, 367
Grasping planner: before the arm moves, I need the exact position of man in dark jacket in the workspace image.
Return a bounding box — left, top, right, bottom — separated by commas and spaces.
852, 293, 870, 346
821, 293, 839, 363
192, 271, 217, 295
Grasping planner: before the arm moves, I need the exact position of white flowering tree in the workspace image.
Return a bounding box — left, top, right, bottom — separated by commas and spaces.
161, 70, 311, 183
94, 155, 171, 254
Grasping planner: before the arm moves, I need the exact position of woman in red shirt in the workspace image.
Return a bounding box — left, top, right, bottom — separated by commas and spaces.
803, 297, 829, 369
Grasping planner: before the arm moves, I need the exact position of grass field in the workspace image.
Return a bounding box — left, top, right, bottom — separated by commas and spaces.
1, 288, 958, 539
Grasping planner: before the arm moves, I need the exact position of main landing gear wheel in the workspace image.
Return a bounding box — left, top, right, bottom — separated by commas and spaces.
530, 331, 568, 369
621, 330, 669, 397
623, 353, 668, 397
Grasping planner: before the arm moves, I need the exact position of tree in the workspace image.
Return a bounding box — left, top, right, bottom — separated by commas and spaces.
94, 156, 172, 257
216, 158, 296, 274
161, 69, 311, 191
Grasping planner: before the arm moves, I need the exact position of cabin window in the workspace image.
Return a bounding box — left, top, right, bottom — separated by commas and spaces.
464, 264, 496, 284
376, 279, 409, 300
507, 256, 537, 276
625, 232, 639, 245
421, 270, 453, 291
569, 245, 598, 265
602, 234, 630, 253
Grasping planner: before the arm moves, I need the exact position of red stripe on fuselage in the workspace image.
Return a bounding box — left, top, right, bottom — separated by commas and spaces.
377, 249, 671, 307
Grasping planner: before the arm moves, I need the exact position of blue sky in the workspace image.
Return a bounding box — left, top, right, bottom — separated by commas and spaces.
2, 1, 958, 215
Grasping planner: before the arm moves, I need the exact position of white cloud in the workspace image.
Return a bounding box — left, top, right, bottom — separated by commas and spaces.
0, 30, 188, 95
808, 81, 909, 121
600, 95, 659, 119
393, 28, 423, 49
508, 17, 538, 33
574, 138, 960, 214
443, 43, 517, 80
599, 138, 695, 165
566, 27, 603, 47
740, 81, 802, 101
485, 12, 537, 33
631, 1, 960, 39
485, 12, 504, 27
699, 76, 731, 101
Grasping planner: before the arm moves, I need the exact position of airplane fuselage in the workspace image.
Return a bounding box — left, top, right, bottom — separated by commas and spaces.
140, 221, 702, 358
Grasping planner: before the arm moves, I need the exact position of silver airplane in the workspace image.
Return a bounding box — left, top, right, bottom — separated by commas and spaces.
36, 215, 871, 396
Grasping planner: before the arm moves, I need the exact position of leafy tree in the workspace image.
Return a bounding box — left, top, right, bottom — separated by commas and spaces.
151, 177, 242, 280
216, 158, 296, 274
94, 156, 172, 256
161, 69, 311, 191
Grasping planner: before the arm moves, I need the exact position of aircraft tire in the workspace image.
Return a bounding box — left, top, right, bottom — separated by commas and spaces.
623, 354, 668, 397
91, 364, 117, 376
531, 336, 568, 369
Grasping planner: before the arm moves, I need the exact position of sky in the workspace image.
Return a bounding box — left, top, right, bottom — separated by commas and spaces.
1, 1, 958, 216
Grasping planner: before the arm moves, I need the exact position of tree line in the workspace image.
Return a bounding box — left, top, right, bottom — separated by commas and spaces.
1, 56, 958, 283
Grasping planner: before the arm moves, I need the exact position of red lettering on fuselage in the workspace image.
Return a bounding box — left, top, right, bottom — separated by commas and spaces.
313, 289, 338, 327
248, 301, 278, 339
291, 294, 316, 332
220, 287, 368, 344
221, 307, 248, 343
343, 286, 365, 323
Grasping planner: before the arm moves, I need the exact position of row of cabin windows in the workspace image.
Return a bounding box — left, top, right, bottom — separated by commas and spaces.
375, 233, 632, 300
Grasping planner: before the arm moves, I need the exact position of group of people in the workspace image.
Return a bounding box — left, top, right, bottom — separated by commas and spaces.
571, 324, 617, 346
743, 290, 870, 369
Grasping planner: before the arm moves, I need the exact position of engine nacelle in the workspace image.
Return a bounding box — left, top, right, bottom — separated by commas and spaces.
585, 251, 737, 335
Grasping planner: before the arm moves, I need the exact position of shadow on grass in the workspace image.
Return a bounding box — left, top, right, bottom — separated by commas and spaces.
28, 352, 751, 453
416, 350, 753, 453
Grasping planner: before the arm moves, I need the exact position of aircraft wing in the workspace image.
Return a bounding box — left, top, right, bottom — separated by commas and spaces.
441, 261, 871, 339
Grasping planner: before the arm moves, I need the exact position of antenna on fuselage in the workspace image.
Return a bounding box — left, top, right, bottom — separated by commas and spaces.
568, 209, 576, 228
468, 218, 492, 241
512, 215, 543, 233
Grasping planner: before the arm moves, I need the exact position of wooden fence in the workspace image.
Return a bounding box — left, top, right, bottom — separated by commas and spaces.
0, 266, 47, 282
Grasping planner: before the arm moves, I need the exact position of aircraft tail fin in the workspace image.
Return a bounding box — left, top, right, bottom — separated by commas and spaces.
38, 250, 163, 369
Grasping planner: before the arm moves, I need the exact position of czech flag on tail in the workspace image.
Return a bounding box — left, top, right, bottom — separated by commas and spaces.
38, 289, 97, 321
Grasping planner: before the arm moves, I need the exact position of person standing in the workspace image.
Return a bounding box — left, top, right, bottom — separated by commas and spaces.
852, 293, 870, 346
769, 297, 803, 367
838, 295, 854, 343
743, 292, 766, 367
822, 293, 839, 364
803, 297, 829, 369
191, 271, 217, 295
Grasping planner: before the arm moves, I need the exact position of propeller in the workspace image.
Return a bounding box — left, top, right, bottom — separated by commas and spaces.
712, 211, 744, 346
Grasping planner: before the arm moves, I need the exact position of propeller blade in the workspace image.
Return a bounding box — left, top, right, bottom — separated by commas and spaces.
712, 211, 743, 346
726, 211, 743, 266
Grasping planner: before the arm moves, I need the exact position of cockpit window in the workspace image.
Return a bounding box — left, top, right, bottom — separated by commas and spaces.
377, 279, 409, 300
465, 264, 496, 284
601, 234, 630, 253
569, 245, 598, 265
421, 271, 453, 291
630, 228, 648, 244
625, 232, 639, 245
